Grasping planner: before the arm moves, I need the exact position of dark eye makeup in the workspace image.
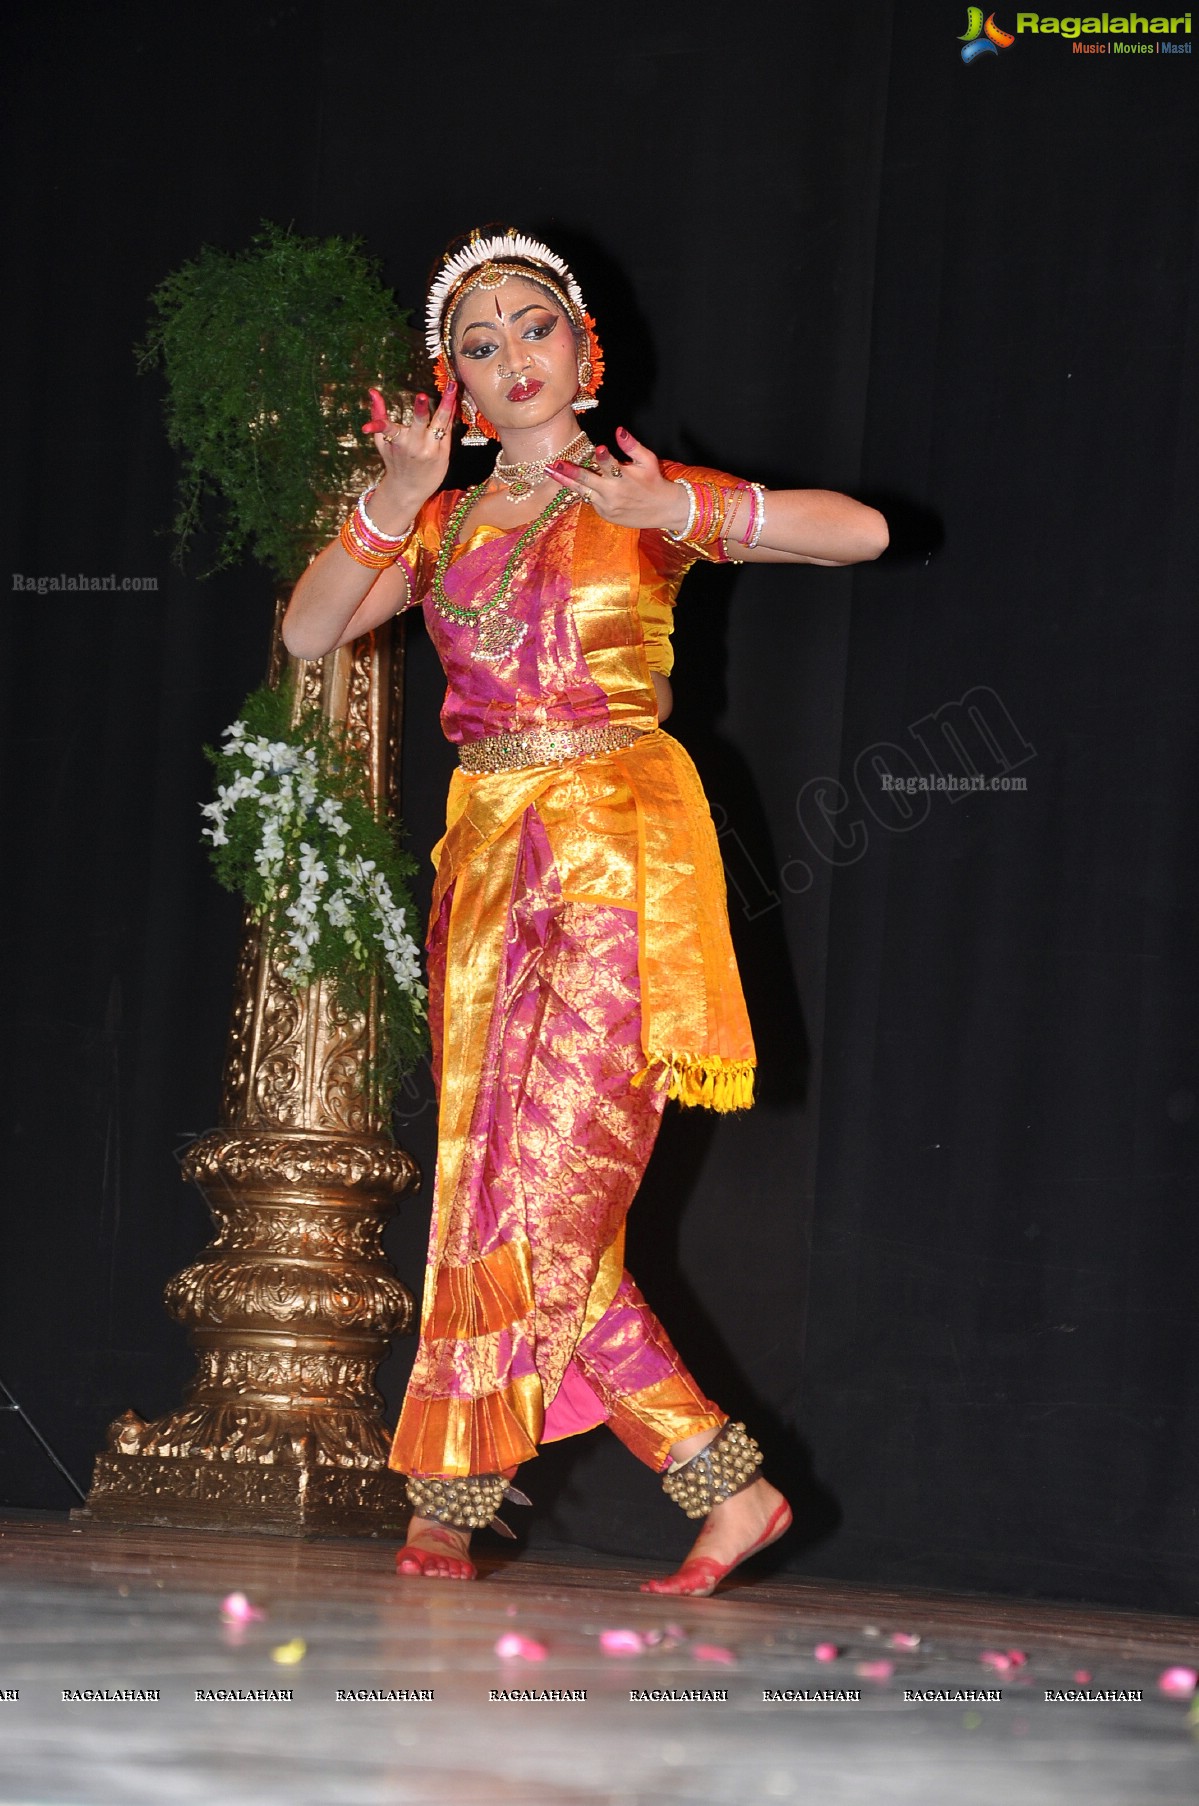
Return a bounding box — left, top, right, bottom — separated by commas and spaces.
458, 312, 559, 360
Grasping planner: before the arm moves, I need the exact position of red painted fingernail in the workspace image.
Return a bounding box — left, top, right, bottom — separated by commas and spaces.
415, 393, 429, 413
553, 459, 580, 475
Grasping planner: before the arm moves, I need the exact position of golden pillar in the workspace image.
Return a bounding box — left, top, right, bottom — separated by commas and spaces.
84, 606, 418, 1535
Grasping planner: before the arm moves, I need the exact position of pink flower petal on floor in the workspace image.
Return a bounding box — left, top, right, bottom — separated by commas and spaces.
494, 1633, 547, 1661
1158, 1666, 1198, 1697
1073, 1670, 1092, 1684
855, 1660, 895, 1681
599, 1629, 645, 1656
665, 1623, 685, 1640
888, 1632, 921, 1650
980, 1651, 1012, 1672
813, 1642, 840, 1662
693, 1644, 735, 1665
1005, 1650, 1027, 1667
220, 1592, 264, 1624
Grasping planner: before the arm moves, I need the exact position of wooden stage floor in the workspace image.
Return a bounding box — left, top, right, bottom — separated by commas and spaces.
1, 1510, 1197, 1804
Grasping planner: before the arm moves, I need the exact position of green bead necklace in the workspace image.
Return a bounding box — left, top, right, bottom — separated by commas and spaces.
431, 454, 596, 664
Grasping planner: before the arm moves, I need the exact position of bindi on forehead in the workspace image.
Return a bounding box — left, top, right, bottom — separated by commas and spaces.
456, 294, 559, 342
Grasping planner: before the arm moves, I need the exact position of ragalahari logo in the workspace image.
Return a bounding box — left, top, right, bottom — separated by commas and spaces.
960, 8, 1017, 58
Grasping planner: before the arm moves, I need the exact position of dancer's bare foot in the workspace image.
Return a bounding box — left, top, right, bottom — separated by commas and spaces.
641, 1475, 792, 1598
396, 1466, 523, 1578
395, 1516, 476, 1581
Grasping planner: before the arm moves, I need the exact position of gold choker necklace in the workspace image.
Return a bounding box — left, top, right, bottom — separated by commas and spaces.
493, 431, 593, 503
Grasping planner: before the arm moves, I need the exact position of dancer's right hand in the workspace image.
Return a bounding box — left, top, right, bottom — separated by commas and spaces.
362, 381, 458, 527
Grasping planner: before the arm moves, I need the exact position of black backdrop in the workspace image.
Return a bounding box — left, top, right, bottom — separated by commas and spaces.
2, 0, 1196, 1612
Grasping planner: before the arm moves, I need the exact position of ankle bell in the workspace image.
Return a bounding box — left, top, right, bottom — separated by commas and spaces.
405, 1472, 531, 1537
661, 1420, 764, 1519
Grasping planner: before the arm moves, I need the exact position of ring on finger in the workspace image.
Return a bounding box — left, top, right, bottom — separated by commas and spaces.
382, 431, 400, 444
433, 427, 446, 440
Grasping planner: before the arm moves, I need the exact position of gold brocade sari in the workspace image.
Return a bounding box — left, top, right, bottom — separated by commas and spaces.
388, 469, 754, 1480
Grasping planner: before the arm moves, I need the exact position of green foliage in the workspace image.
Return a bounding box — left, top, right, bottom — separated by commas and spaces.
139, 222, 419, 581
202, 679, 428, 1107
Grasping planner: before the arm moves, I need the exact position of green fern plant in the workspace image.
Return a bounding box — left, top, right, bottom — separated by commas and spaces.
139, 221, 420, 581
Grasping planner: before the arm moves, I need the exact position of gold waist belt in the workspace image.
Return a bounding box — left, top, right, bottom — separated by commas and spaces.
457, 722, 645, 774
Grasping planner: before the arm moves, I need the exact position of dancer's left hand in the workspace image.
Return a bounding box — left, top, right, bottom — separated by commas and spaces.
547, 427, 690, 534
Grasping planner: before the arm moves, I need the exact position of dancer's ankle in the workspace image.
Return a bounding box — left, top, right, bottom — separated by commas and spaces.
668, 1425, 723, 1467
407, 1514, 471, 1549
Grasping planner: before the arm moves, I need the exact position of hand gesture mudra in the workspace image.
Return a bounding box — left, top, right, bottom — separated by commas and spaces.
547, 426, 689, 535
361, 380, 459, 524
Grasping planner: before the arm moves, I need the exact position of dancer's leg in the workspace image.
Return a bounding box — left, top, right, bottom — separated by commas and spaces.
569, 1275, 791, 1596
395, 859, 665, 1575
569, 1271, 726, 1470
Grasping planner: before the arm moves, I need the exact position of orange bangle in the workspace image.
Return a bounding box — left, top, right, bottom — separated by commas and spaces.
340, 515, 402, 570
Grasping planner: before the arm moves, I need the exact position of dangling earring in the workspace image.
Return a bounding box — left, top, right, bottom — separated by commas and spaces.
572, 355, 597, 413
460, 392, 488, 447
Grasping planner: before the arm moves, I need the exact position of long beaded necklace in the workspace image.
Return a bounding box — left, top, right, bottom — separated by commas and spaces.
431, 452, 597, 663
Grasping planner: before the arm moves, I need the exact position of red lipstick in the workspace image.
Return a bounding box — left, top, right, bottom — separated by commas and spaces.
506, 378, 543, 402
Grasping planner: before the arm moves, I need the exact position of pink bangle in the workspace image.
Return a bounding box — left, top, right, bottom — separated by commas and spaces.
357, 487, 413, 547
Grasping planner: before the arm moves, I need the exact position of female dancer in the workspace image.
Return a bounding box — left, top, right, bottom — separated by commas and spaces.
283, 229, 887, 1595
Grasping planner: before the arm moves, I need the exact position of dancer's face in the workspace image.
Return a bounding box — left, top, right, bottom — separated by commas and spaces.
450, 275, 580, 432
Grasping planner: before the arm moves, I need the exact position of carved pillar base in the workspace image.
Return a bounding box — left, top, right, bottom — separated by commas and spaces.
84, 1125, 418, 1536
85, 1448, 410, 1538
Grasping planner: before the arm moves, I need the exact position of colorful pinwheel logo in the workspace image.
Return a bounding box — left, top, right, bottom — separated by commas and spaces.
959, 8, 1015, 60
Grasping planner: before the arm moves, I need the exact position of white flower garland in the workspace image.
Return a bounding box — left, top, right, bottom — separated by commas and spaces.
201, 719, 425, 1008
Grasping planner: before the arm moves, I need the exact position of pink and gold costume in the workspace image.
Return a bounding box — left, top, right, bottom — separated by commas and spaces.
387, 466, 756, 1484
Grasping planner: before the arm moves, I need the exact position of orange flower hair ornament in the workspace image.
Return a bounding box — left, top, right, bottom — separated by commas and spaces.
426, 229, 604, 444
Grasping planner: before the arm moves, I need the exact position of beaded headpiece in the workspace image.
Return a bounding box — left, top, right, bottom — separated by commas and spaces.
425, 228, 604, 442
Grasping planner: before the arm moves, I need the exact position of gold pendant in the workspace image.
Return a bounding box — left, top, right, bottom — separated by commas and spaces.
474, 607, 528, 663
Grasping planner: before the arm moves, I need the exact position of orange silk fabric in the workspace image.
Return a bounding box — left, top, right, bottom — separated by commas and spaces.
424, 499, 757, 1257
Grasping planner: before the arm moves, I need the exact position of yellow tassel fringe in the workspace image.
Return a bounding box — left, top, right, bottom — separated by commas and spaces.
633, 1054, 756, 1113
